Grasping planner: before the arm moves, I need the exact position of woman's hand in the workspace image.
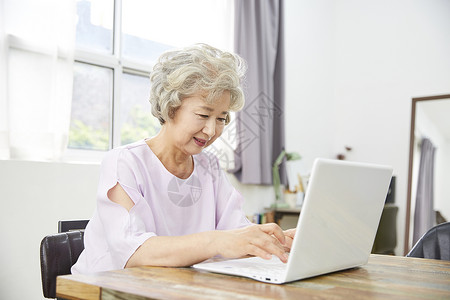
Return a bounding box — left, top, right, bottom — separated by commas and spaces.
215, 223, 289, 263
126, 224, 295, 268
282, 228, 296, 252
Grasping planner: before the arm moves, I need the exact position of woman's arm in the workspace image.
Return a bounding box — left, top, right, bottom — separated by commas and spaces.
125, 223, 288, 268
108, 183, 289, 268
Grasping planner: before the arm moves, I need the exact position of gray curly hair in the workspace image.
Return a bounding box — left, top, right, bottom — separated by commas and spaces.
149, 43, 246, 125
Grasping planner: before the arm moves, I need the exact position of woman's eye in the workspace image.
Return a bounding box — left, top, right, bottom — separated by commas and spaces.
217, 118, 227, 123
198, 114, 209, 119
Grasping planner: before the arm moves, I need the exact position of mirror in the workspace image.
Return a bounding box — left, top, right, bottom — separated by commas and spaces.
404, 94, 450, 254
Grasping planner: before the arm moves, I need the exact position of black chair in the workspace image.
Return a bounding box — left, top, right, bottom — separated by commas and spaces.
40, 220, 88, 299
407, 222, 450, 261
58, 219, 89, 233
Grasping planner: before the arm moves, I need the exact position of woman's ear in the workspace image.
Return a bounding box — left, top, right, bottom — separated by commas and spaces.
225, 114, 231, 125
168, 106, 178, 120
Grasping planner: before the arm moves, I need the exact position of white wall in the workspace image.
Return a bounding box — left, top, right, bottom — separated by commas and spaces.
0, 160, 99, 300
2, 0, 450, 298
284, 0, 337, 168
284, 0, 450, 256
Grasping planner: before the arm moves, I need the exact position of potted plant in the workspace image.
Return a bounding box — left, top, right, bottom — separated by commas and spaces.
272, 149, 301, 207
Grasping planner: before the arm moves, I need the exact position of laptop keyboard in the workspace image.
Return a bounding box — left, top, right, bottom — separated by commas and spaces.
226, 256, 288, 277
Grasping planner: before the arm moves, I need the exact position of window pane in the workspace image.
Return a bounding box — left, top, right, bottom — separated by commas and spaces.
120, 73, 161, 145
75, 0, 114, 54
121, 0, 233, 64
69, 62, 112, 151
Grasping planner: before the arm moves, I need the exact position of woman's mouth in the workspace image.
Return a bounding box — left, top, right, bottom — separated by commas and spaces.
193, 137, 207, 147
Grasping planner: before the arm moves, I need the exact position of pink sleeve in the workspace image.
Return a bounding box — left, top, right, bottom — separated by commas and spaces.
210, 156, 251, 230
96, 149, 155, 269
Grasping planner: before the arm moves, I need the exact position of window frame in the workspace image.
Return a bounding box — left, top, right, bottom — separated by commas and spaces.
65, 0, 235, 166
65, 0, 156, 161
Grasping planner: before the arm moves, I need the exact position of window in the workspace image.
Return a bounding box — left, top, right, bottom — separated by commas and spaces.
68, 0, 234, 160
69, 62, 112, 151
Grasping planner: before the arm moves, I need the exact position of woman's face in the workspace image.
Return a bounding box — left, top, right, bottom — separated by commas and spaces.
165, 91, 231, 156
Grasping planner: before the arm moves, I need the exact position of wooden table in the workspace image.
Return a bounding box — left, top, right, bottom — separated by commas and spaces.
57, 255, 450, 299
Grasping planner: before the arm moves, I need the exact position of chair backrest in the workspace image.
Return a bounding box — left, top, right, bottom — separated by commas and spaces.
40, 230, 85, 298
58, 219, 89, 233
407, 222, 450, 261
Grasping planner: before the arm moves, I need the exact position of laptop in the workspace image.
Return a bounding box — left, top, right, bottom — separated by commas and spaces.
193, 158, 393, 284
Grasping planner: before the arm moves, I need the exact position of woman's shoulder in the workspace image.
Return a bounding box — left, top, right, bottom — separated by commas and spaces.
102, 140, 151, 164
116, 139, 149, 152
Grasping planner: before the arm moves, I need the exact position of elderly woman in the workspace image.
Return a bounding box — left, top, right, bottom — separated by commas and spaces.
72, 44, 294, 274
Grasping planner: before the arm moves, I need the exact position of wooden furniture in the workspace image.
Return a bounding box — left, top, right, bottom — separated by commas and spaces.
272, 206, 301, 224
57, 255, 450, 299
264, 206, 301, 229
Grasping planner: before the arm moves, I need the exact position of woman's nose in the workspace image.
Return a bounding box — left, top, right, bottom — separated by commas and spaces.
203, 119, 215, 138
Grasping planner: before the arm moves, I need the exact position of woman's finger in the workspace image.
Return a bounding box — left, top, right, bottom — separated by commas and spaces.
246, 244, 272, 260
259, 223, 286, 245
249, 227, 288, 263
283, 228, 296, 239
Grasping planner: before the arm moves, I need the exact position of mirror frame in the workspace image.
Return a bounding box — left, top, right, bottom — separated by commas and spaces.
404, 93, 450, 255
